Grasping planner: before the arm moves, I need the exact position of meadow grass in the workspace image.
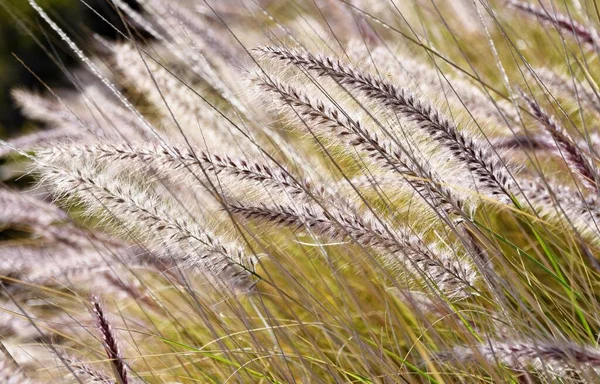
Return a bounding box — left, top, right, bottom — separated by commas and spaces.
2, 0, 600, 382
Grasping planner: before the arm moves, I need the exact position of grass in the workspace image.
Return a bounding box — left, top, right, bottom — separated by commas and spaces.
2, 0, 600, 382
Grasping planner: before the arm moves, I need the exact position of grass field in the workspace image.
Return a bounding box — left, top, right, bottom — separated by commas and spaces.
3, 0, 600, 382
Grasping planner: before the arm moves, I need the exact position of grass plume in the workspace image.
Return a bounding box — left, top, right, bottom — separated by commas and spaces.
3, 0, 600, 382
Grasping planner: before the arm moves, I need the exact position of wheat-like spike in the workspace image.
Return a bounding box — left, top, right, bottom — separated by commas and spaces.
230, 202, 477, 299
0, 187, 106, 247
53, 350, 114, 383
581, 194, 600, 216
137, 0, 240, 65
5, 257, 160, 289
0, 187, 68, 227
129, 3, 247, 115
37, 164, 258, 291
1, 244, 109, 280
111, 0, 163, 41
111, 43, 248, 150
489, 134, 552, 151
11, 88, 79, 127
345, 42, 517, 126
39, 143, 359, 216
14, 85, 136, 140
520, 179, 582, 207
27, 0, 168, 145
43, 143, 323, 200
255, 75, 467, 217
10, 86, 151, 149
90, 296, 128, 384
257, 46, 513, 200
0, 128, 81, 159
520, 91, 599, 193
519, 179, 600, 239
0, 187, 105, 248
534, 67, 600, 115
439, 339, 600, 374
508, 1, 600, 48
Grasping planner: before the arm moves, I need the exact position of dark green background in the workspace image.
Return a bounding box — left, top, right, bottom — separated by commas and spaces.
0, 0, 136, 137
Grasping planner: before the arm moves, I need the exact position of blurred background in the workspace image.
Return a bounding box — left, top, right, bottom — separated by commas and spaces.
0, 0, 137, 138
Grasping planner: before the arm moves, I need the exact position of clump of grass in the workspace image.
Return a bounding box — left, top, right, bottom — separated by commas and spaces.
2, 0, 600, 382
